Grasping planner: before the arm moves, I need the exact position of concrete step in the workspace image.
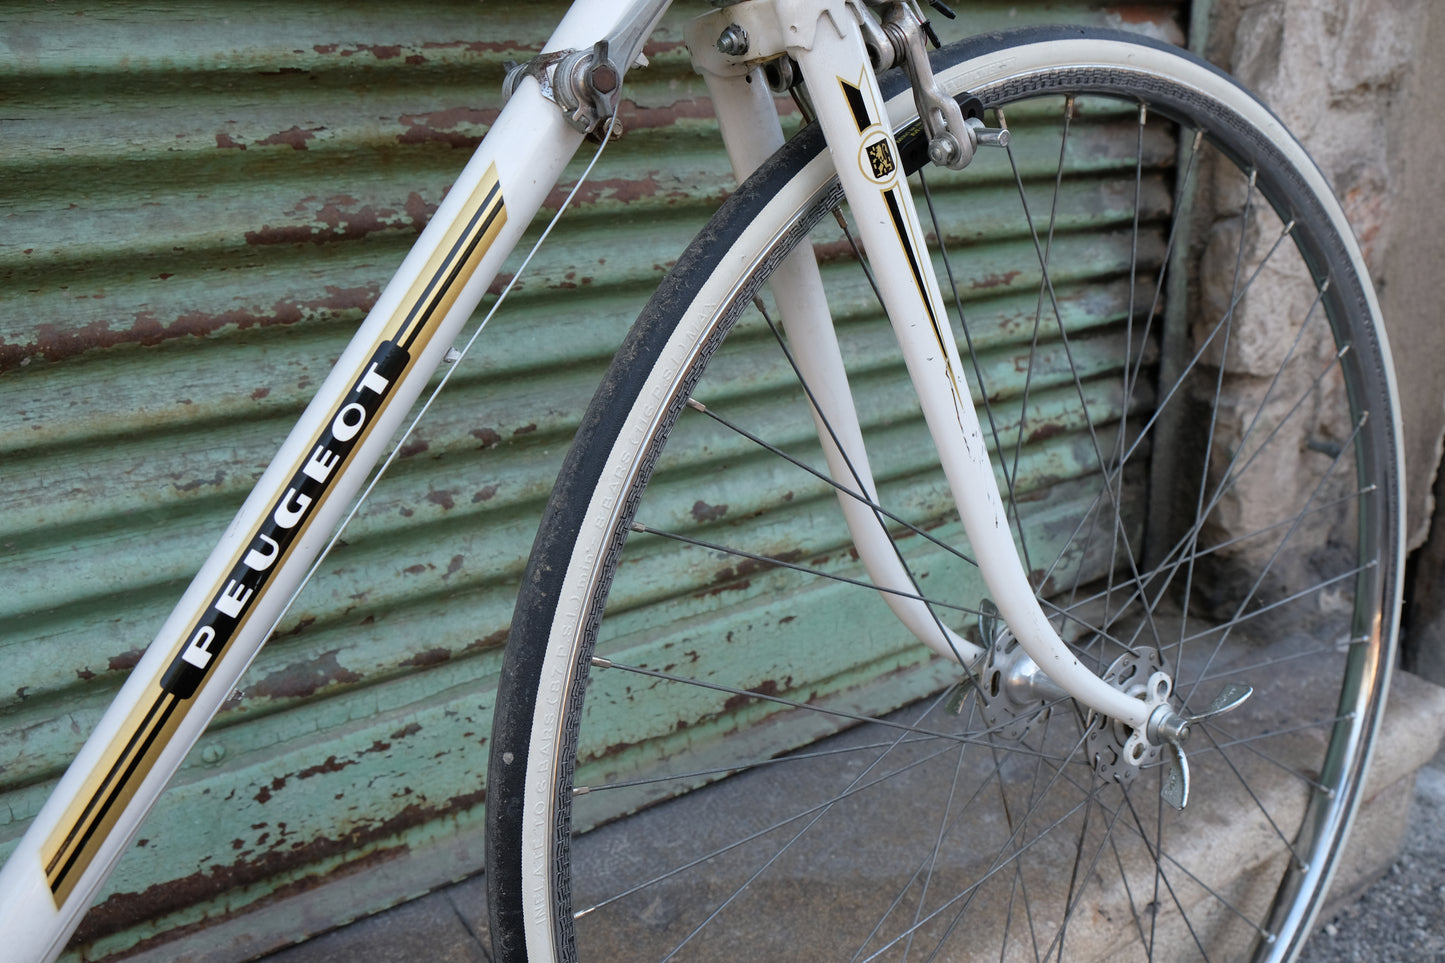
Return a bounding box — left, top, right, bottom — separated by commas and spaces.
133, 669, 1445, 963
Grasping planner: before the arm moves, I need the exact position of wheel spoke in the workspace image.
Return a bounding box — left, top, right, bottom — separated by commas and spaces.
492, 39, 1397, 963
589, 657, 1074, 760
627, 521, 979, 616
683, 396, 979, 567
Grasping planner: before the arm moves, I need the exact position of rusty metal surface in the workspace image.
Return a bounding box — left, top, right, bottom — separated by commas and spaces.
0, 1, 1187, 959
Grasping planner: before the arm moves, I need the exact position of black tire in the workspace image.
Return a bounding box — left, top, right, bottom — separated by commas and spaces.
488, 28, 1402, 962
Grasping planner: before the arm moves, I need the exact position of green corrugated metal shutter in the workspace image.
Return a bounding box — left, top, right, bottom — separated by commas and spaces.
0, 2, 1187, 959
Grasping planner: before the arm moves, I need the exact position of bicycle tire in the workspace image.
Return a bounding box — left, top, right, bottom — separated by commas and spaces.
487, 27, 1402, 963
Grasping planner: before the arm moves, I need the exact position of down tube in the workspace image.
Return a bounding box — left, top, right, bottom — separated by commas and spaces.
0, 5, 655, 956
787, 15, 1151, 729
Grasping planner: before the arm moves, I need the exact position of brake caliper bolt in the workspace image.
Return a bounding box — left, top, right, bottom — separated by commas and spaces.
717, 24, 749, 56
590, 62, 618, 94
928, 134, 959, 167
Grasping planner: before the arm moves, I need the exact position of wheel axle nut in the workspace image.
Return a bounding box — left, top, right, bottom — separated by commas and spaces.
1149, 705, 1191, 745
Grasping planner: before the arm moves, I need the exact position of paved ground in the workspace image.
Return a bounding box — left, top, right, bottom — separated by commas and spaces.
1297, 749, 1445, 963
260, 875, 493, 963
258, 747, 1445, 963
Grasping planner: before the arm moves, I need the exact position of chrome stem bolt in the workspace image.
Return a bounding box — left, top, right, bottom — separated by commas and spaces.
717, 24, 749, 56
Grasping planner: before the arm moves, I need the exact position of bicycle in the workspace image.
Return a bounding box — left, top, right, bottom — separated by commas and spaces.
0, 0, 1404, 961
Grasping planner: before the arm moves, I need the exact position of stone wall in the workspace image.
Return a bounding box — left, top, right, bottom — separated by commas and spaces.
1200, 0, 1445, 681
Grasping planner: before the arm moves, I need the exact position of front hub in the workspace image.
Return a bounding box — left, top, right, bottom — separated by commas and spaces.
1084, 649, 1175, 786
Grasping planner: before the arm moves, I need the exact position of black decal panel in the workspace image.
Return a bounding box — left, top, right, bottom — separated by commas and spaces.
160, 341, 409, 699
43, 161, 506, 909
841, 79, 872, 133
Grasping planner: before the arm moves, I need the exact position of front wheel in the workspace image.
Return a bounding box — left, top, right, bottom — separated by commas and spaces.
488, 27, 1402, 963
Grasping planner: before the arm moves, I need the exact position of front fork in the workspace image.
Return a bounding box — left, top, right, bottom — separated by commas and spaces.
688, 0, 1211, 776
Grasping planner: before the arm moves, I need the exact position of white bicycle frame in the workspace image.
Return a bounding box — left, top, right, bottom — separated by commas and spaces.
0, 1, 1154, 959
685, 1, 1152, 719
